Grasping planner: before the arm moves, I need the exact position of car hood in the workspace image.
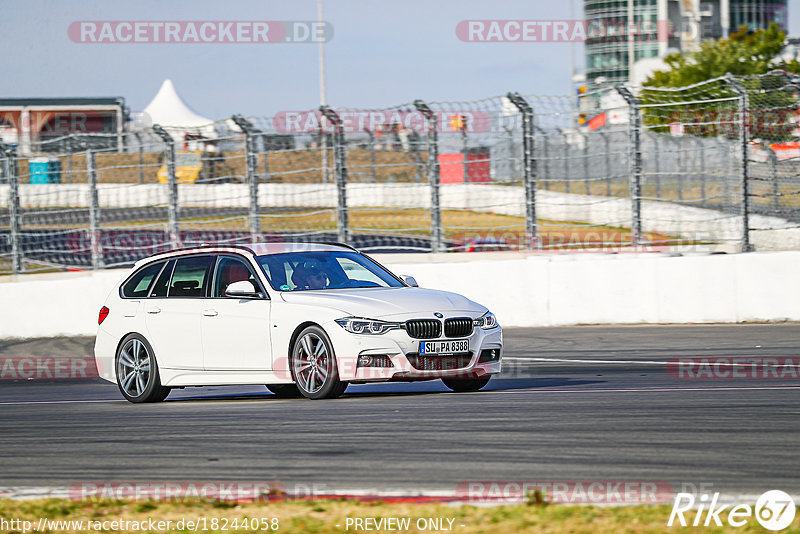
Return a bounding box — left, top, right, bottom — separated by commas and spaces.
279, 287, 486, 318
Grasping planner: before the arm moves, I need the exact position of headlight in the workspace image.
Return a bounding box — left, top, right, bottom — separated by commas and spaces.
473, 311, 499, 330
335, 317, 401, 335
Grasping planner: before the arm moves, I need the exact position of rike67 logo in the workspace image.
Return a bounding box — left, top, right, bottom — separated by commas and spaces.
668, 490, 796, 531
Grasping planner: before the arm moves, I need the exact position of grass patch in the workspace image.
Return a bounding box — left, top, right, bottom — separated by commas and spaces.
0, 498, 796, 533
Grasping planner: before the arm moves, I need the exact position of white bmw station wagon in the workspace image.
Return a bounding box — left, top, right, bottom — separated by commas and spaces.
94, 242, 503, 401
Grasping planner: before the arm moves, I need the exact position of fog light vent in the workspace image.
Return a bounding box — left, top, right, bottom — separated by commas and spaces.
357, 354, 394, 368
478, 349, 500, 363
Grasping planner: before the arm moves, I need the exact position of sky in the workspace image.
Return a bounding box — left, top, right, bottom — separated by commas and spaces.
2, 0, 800, 119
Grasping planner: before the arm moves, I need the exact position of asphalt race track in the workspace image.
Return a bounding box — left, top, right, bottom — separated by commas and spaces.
0, 324, 799, 498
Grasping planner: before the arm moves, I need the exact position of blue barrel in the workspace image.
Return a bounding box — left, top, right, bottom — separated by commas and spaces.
29, 157, 62, 184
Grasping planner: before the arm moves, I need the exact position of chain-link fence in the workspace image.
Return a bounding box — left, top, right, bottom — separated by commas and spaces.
1, 71, 799, 274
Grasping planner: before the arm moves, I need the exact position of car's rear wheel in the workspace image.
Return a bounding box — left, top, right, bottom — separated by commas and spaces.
265, 384, 303, 398
442, 376, 491, 392
291, 326, 348, 399
115, 334, 170, 403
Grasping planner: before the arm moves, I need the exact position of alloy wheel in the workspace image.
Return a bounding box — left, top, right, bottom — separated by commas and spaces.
292, 332, 330, 395
117, 337, 152, 398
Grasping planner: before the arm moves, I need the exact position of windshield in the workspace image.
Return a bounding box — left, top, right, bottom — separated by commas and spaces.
257, 251, 405, 291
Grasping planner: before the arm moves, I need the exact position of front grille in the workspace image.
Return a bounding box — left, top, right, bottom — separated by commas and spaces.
406, 353, 473, 371
405, 319, 442, 339
444, 317, 473, 338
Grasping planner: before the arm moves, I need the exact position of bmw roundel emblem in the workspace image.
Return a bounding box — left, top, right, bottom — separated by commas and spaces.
434, 312, 443, 318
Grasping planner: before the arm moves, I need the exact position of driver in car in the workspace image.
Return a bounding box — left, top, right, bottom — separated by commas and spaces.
292, 260, 330, 290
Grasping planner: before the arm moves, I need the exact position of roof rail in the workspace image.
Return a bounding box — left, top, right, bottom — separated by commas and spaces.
141, 243, 256, 258
319, 241, 359, 252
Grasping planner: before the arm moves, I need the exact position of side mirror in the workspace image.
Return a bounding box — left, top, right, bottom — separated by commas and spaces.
401, 275, 419, 287
225, 280, 264, 299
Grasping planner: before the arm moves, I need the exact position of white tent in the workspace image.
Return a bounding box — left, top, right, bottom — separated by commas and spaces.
138, 79, 219, 141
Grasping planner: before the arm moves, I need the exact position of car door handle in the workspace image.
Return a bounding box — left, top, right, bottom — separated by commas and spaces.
203, 309, 218, 317
146, 306, 161, 314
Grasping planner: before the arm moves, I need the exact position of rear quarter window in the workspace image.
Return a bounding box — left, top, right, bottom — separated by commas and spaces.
121, 262, 164, 298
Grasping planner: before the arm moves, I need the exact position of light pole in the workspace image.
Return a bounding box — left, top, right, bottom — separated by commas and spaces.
318, 0, 330, 182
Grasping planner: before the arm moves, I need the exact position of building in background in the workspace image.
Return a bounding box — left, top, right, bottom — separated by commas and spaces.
584, 0, 789, 87
0, 97, 127, 155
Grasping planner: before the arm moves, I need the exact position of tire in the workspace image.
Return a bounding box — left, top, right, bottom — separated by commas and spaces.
290, 325, 348, 399
442, 376, 491, 393
265, 384, 303, 398
115, 334, 170, 403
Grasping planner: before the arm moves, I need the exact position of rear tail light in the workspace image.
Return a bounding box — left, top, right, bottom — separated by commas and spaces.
98, 306, 109, 325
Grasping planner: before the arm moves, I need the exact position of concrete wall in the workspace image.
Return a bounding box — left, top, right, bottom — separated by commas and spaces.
1, 251, 797, 338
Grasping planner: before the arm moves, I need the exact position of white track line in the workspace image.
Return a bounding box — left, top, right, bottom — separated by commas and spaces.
505, 357, 669, 365
0, 399, 120, 406
504, 357, 800, 368
495, 385, 800, 394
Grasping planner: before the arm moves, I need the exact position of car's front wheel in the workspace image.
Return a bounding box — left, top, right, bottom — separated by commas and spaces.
291, 326, 348, 399
442, 375, 491, 392
115, 334, 170, 403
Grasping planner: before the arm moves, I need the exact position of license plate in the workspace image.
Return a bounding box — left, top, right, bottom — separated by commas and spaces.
419, 339, 469, 355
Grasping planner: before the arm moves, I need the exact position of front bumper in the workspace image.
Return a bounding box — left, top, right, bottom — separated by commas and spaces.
324, 319, 503, 382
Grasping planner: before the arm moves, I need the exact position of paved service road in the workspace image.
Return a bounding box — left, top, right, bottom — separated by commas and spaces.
0, 324, 798, 497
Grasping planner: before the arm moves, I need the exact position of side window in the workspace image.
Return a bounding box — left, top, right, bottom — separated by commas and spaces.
170, 256, 215, 298
122, 262, 164, 298
150, 260, 175, 298
214, 257, 259, 297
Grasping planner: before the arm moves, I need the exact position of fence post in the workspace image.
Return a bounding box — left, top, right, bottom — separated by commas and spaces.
507, 93, 538, 250
725, 75, 752, 252
152, 125, 180, 250
460, 120, 469, 183
86, 148, 103, 269
319, 106, 350, 244
615, 85, 643, 249
232, 115, 261, 240
0, 143, 22, 273
414, 100, 443, 253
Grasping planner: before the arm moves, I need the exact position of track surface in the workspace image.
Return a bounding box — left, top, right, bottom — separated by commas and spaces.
0, 324, 799, 496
